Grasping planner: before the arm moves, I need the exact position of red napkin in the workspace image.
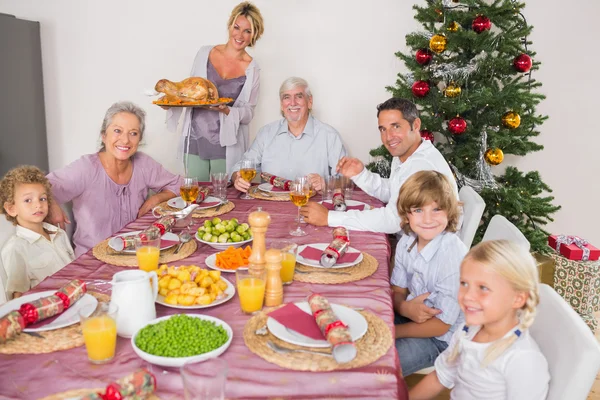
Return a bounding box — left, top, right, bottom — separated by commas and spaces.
198, 201, 220, 207
160, 239, 179, 248
299, 246, 361, 263
269, 186, 288, 192
269, 303, 325, 340
321, 201, 365, 211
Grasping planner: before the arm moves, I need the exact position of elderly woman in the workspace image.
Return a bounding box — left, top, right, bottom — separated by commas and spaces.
47, 101, 182, 257
165, 1, 264, 180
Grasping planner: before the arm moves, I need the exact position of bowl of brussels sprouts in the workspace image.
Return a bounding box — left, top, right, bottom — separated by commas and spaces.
195, 217, 253, 250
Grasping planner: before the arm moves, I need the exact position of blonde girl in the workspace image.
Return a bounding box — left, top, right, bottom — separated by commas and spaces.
409, 240, 550, 400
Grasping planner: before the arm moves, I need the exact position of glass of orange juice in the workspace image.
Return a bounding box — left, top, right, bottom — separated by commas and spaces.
269, 240, 297, 285
135, 233, 161, 272
236, 269, 266, 314
79, 302, 118, 364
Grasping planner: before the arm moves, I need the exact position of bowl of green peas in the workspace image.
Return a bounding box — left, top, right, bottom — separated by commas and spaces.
131, 314, 232, 367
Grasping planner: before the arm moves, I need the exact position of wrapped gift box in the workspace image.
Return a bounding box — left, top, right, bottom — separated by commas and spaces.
551, 250, 600, 317
548, 234, 599, 261
534, 252, 555, 288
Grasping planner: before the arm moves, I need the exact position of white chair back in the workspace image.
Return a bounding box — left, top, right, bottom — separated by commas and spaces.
0, 218, 15, 304
482, 214, 530, 251
530, 284, 600, 400
457, 186, 486, 248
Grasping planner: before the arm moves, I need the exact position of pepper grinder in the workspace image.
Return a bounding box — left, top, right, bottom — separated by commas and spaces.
264, 248, 283, 307
247, 207, 271, 276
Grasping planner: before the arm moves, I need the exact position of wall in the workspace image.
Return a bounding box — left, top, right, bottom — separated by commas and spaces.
0, 0, 598, 246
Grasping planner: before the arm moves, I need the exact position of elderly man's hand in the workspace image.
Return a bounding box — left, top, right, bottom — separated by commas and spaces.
232, 171, 251, 193
336, 157, 364, 178
46, 202, 70, 230
299, 202, 329, 226
307, 173, 324, 193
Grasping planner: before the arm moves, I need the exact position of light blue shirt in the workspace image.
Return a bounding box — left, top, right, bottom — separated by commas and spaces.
231, 115, 347, 180
391, 231, 467, 343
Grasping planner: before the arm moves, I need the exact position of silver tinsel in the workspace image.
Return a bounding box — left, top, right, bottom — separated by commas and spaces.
404, 73, 415, 86
368, 155, 391, 179
415, 31, 434, 41
453, 127, 500, 192
430, 52, 485, 82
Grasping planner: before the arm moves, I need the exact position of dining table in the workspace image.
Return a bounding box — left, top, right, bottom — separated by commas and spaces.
0, 185, 408, 400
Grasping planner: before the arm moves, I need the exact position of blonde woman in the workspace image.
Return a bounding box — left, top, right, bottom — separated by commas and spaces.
165, 2, 264, 180
409, 240, 550, 400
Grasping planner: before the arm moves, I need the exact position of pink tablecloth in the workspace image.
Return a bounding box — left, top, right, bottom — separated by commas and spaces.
0, 188, 407, 400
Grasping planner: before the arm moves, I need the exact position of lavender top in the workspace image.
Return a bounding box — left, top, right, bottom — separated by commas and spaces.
47, 152, 182, 257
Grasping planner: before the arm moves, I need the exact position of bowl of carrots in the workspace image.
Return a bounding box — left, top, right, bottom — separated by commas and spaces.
205, 246, 253, 272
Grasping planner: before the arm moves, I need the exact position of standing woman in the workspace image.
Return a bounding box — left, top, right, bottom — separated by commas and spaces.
166, 2, 264, 180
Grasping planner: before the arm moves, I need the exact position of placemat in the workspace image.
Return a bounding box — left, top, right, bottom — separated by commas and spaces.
92, 238, 197, 267
243, 307, 393, 371
40, 388, 159, 400
154, 200, 235, 218
293, 252, 378, 284
0, 292, 110, 355
247, 186, 317, 202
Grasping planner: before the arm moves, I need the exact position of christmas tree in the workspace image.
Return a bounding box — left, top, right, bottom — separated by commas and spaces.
367, 0, 560, 253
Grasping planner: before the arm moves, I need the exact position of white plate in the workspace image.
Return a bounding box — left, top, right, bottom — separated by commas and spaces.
131, 314, 233, 367
195, 231, 253, 251
109, 231, 179, 254
0, 291, 98, 332
267, 302, 367, 348
320, 199, 372, 211
205, 253, 248, 273
258, 183, 290, 194
167, 196, 223, 210
296, 243, 363, 269
156, 276, 235, 309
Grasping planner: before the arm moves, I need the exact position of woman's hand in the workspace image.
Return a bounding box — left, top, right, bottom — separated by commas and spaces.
232, 171, 251, 193
138, 191, 175, 218
209, 104, 230, 115
46, 202, 70, 230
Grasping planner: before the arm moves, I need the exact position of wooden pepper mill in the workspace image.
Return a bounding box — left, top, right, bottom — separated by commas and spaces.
264, 248, 283, 307
247, 207, 271, 276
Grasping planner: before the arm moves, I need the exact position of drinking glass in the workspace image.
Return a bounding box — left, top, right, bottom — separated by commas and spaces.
79, 302, 118, 364
239, 159, 257, 200
180, 176, 200, 206
211, 172, 228, 202
135, 232, 161, 272
342, 177, 355, 200
289, 181, 309, 236
269, 240, 298, 285
323, 175, 336, 202
236, 269, 266, 314
181, 358, 228, 400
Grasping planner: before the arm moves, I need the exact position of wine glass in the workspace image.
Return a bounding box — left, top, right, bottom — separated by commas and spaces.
289, 181, 309, 237
294, 176, 311, 223
180, 176, 199, 206
239, 159, 257, 200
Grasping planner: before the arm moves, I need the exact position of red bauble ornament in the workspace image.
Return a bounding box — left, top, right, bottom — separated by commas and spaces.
415, 49, 433, 66
411, 80, 430, 98
420, 130, 435, 143
472, 15, 492, 33
448, 116, 467, 135
513, 53, 532, 72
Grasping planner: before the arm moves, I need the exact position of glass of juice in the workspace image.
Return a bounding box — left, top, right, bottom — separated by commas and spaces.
239, 159, 257, 200
79, 302, 118, 364
236, 269, 266, 314
269, 240, 298, 285
180, 176, 200, 206
135, 233, 161, 272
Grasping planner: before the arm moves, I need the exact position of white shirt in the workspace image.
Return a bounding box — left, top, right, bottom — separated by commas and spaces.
327, 140, 458, 233
1, 223, 74, 296
435, 324, 550, 400
231, 115, 347, 180
391, 231, 467, 343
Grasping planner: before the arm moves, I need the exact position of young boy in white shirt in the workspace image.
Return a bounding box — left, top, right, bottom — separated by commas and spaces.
0, 166, 74, 299
391, 170, 467, 376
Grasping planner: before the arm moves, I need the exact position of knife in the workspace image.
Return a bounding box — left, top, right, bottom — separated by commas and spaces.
24, 331, 45, 339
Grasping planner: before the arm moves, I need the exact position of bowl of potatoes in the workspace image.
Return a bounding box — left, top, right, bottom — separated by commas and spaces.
155, 264, 235, 309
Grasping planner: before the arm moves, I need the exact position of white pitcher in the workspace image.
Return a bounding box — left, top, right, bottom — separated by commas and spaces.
110, 269, 158, 338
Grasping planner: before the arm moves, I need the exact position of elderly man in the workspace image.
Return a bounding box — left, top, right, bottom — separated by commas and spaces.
300, 97, 458, 233
231, 77, 347, 192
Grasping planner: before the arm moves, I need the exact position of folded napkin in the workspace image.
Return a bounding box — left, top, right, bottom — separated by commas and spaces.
269, 303, 325, 340
198, 201, 220, 207
299, 246, 361, 263
321, 201, 365, 211
160, 239, 179, 248
269, 186, 288, 192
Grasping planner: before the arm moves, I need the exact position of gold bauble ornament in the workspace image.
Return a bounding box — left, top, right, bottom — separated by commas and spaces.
502, 111, 521, 129
447, 21, 460, 32
429, 34, 448, 54
484, 148, 504, 165
444, 82, 462, 98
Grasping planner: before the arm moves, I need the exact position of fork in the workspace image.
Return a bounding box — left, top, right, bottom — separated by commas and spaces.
267, 340, 332, 357
295, 269, 351, 275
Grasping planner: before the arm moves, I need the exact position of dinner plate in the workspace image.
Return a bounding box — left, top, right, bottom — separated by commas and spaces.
205, 253, 248, 273
109, 231, 179, 254
152, 98, 233, 109
320, 199, 372, 211
155, 276, 235, 309
267, 302, 367, 348
167, 196, 223, 210
0, 291, 98, 332
296, 243, 363, 269
258, 183, 290, 194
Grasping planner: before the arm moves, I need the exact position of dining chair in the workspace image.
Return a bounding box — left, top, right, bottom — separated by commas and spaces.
457, 186, 486, 248
530, 284, 600, 400
0, 218, 15, 304
481, 214, 530, 251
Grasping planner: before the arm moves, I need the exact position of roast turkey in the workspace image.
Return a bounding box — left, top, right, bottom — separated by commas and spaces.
154, 77, 219, 103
